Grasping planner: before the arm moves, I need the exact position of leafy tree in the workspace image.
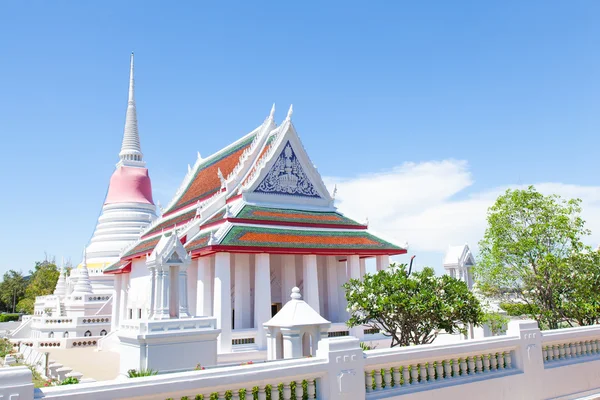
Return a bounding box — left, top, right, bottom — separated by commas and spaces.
474, 186, 594, 329
0, 270, 27, 313
559, 250, 600, 326
16, 298, 35, 315
25, 261, 59, 300
344, 264, 483, 347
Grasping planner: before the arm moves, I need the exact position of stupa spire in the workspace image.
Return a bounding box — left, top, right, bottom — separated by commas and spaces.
118, 52, 145, 167
53, 257, 67, 297
72, 249, 93, 295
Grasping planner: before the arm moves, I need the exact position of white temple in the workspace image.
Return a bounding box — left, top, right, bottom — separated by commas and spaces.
443, 244, 475, 290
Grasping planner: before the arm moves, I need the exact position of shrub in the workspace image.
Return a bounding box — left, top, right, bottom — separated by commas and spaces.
127, 368, 158, 378
0, 338, 14, 358
60, 377, 79, 385
0, 314, 20, 323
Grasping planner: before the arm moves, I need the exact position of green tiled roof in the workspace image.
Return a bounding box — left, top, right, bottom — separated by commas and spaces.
104, 259, 129, 273
202, 207, 226, 226
219, 226, 403, 251
143, 209, 197, 238
235, 205, 363, 227
185, 232, 213, 252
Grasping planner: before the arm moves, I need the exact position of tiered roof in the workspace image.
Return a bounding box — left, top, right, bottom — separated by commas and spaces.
105, 106, 406, 274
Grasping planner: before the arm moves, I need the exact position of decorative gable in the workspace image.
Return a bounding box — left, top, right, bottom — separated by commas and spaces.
254, 141, 321, 198
243, 120, 334, 208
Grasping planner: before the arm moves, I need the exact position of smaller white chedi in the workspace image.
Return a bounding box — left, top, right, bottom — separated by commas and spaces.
14, 252, 113, 348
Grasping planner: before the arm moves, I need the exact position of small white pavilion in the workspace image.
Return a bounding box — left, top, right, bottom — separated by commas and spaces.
443, 244, 475, 290
264, 287, 331, 360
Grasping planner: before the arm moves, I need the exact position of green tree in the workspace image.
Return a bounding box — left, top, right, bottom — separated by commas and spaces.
0, 270, 27, 313
16, 298, 35, 315
474, 186, 593, 329
344, 264, 483, 347
25, 261, 59, 300
559, 250, 600, 326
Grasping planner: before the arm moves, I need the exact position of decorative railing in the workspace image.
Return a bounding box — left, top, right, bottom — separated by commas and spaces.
363, 335, 519, 396
231, 328, 257, 346
541, 325, 600, 367
87, 295, 111, 302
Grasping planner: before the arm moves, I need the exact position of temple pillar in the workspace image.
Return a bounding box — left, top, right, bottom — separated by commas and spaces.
337, 260, 349, 322
302, 255, 320, 314
325, 256, 339, 322
178, 266, 190, 318
280, 255, 296, 304
196, 256, 212, 316
359, 258, 366, 278
254, 253, 271, 349
348, 255, 360, 280
119, 273, 129, 322
347, 255, 363, 338
154, 269, 170, 320
111, 274, 122, 330
234, 254, 251, 329
282, 330, 302, 359
214, 252, 232, 353
148, 267, 156, 319
376, 255, 390, 271
187, 259, 198, 316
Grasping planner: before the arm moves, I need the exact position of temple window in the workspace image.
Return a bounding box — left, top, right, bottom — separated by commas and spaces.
128, 309, 133, 320
84, 330, 92, 337
138, 309, 142, 319
100, 329, 107, 336
63, 332, 69, 338
48, 332, 54, 338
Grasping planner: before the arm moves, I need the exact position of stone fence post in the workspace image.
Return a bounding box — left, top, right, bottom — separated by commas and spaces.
316, 336, 366, 400
507, 319, 544, 400
0, 366, 34, 400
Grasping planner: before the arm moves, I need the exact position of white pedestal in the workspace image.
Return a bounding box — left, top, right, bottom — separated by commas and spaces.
117, 316, 220, 376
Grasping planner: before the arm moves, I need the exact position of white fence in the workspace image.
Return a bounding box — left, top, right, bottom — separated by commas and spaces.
3, 320, 600, 400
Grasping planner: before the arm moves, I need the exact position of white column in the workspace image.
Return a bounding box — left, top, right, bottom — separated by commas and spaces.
347, 255, 363, 338
111, 274, 122, 330
178, 267, 190, 318
359, 258, 366, 278
154, 269, 170, 320
303, 255, 320, 314
282, 330, 302, 359
254, 253, 272, 349
187, 260, 198, 316
214, 252, 232, 353
234, 254, 251, 329
196, 257, 213, 316
119, 273, 129, 322
376, 255, 390, 271
280, 254, 296, 303
148, 267, 156, 319
348, 255, 360, 280
326, 256, 339, 322
337, 260, 349, 322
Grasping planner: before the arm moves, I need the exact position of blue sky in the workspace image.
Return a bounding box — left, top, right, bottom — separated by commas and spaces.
0, 1, 599, 275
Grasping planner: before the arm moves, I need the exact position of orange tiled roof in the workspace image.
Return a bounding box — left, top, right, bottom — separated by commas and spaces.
164, 134, 256, 215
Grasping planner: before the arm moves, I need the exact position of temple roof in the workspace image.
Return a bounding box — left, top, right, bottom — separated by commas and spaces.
188, 224, 406, 256
233, 205, 364, 229
163, 132, 258, 215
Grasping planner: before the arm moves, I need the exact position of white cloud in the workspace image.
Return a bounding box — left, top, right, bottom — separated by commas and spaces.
325, 160, 600, 258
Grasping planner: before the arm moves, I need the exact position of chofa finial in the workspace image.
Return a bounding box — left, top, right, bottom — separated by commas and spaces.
286, 104, 293, 121
332, 184, 337, 200
269, 103, 275, 119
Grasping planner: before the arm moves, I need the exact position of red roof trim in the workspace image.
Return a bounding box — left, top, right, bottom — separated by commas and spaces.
103, 261, 132, 275
190, 245, 406, 258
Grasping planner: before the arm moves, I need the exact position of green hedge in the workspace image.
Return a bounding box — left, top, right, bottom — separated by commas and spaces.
0, 314, 20, 322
